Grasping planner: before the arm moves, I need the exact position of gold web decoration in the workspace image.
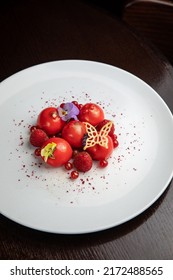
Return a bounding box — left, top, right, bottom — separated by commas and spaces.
83, 121, 113, 150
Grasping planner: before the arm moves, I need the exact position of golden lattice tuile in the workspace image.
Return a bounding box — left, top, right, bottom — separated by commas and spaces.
83, 121, 113, 150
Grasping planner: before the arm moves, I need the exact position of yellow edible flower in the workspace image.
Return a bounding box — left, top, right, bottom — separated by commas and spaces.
41, 142, 57, 162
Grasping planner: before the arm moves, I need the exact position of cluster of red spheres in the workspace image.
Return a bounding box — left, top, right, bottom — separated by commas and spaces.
29, 101, 119, 179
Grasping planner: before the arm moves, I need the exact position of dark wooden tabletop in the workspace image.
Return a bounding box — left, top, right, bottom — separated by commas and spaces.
0, 0, 173, 260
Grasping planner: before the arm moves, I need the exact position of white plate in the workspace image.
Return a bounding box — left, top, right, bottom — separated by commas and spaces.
0, 60, 173, 234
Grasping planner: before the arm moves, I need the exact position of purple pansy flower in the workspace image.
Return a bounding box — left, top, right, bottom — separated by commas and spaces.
57, 102, 79, 121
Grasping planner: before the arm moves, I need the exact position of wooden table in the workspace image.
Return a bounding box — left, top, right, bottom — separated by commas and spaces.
0, 0, 173, 260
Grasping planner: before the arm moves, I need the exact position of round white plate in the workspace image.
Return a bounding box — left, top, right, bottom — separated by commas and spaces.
0, 60, 173, 234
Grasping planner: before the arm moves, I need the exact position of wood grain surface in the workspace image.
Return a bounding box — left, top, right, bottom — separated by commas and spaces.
122, 0, 173, 64
0, 0, 173, 260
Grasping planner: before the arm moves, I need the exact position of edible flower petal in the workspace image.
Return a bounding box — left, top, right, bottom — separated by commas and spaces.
41, 142, 57, 162
57, 102, 79, 121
